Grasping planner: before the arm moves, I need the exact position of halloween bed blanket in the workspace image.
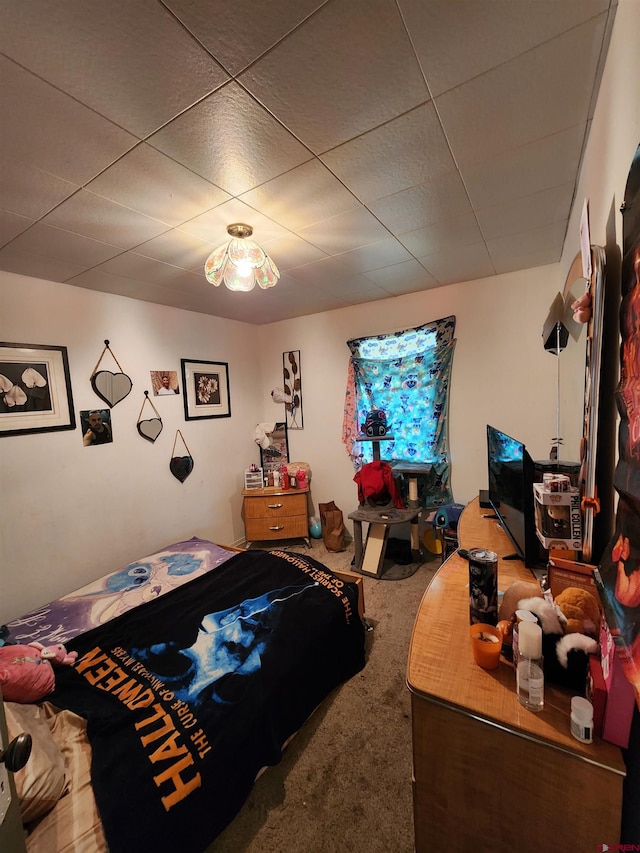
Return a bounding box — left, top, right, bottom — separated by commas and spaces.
49, 548, 366, 853
6, 537, 234, 646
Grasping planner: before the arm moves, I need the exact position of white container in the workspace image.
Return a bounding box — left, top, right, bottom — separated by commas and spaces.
570, 696, 594, 743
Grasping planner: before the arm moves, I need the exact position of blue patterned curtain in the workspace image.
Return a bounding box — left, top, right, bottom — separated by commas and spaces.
342, 316, 456, 507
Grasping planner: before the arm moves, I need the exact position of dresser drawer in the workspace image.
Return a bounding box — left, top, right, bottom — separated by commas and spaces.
243, 492, 307, 520
244, 514, 309, 541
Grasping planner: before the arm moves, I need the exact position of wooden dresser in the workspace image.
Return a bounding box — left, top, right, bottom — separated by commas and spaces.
242, 486, 310, 548
407, 497, 625, 853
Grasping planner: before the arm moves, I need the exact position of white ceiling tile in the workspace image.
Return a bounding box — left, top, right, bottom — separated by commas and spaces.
85, 144, 231, 227
131, 230, 217, 271
239, 160, 360, 231
97, 254, 191, 284
0, 156, 78, 220
419, 243, 495, 286
477, 184, 574, 241
399, 213, 484, 257
298, 208, 391, 255
487, 222, 567, 265
463, 126, 586, 209
437, 16, 608, 167
0, 0, 228, 137
320, 103, 456, 202
400, 0, 610, 97
0, 245, 89, 283
239, 0, 429, 153
258, 234, 328, 271
494, 250, 563, 276
371, 171, 472, 234
147, 83, 312, 195
41, 191, 171, 250
6, 223, 122, 267
0, 57, 137, 186
164, 0, 327, 76
364, 260, 438, 293
332, 239, 413, 275
0, 211, 34, 247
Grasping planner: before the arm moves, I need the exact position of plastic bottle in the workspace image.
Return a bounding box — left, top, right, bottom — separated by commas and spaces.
570, 696, 594, 743
516, 621, 544, 712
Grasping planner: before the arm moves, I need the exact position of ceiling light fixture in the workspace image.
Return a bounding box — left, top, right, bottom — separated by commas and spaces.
204, 223, 280, 292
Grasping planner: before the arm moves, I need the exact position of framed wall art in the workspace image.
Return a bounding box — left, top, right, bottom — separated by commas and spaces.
180, 358, 231, 421
0, 342, 76, 437
283, 349, 303, 429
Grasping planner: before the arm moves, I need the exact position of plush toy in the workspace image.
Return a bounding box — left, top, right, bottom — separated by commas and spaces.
513, 587, 599, 691
553, 587, 600, 637
0, 641, 77, 703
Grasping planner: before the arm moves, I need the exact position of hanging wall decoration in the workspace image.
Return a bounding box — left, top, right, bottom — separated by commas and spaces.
0, 342, 75, 436
90, 340, 133, 408
282, 350, 303, 429
170, 429, 193, 483
137, 391, 163, 443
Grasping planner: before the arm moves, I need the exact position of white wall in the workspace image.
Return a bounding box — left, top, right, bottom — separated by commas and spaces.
0, 275, 261, 623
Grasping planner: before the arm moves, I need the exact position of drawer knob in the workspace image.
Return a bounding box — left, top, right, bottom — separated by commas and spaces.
269, 525, 285, 531
268, 503, 283, 509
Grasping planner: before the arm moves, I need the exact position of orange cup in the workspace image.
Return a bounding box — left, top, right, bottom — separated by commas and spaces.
469, 623, 503, 669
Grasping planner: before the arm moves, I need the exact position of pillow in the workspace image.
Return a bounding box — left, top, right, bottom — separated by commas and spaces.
4, 701, 69, 823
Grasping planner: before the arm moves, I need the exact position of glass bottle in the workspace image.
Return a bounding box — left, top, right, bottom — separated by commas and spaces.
516, 621, 544, 712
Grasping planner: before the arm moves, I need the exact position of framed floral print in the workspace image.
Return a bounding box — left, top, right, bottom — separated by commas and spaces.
180, 359, 231, 421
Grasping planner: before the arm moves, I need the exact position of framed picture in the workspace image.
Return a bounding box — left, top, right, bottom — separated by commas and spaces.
180, 358, 231, 421
150, 370, 180, 396
0, 342, 76, 437
283, 350, 303, 429
259, 421, 289, 477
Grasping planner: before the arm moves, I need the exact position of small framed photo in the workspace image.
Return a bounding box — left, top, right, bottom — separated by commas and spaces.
150, 370, 180, 396
0, 342, 76, 437
180, 359, 231, 421
80, 408, 113, 447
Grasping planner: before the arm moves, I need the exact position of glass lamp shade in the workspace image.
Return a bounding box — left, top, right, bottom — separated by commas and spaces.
204, 234, 280, 292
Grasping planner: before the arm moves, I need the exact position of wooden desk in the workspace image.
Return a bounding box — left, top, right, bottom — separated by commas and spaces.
407, 497, 625, 852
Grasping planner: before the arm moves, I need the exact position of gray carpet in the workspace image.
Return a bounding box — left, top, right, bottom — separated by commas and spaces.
207, 540, 439, 853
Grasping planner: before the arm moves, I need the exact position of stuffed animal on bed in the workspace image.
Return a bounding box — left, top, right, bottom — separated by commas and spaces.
0, 641, 77, 703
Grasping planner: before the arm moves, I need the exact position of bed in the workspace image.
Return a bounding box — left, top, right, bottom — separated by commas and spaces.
2, 538, 366, 852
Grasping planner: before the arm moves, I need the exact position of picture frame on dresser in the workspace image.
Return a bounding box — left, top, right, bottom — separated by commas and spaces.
180, 358, 231, 421
0, 342, 76, 437
260, 421, 289, 477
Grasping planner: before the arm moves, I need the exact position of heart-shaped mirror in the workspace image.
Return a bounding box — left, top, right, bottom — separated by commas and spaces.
170, 455, 194, 483
138, 418, 163, 443
92, 370, 132, 407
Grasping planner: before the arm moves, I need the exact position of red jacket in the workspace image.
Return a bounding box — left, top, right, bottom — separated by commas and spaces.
353, 461, 405, 508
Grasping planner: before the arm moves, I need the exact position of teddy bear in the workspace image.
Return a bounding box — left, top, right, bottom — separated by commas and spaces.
0, 641, 77, 703
501, 583, 599, 691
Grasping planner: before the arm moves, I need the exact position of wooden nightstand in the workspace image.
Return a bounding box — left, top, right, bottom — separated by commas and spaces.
242, 486, 310, 548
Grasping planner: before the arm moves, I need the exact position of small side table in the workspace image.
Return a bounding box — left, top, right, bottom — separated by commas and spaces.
348, 504, 421, 577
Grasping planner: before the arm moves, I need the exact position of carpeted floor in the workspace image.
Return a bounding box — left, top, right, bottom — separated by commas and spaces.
207, 538, 440, 853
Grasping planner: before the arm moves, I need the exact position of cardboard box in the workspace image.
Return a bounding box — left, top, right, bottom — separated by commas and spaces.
533, 483, 582, 550
547, 556, 600, 609
600, 619, 636, 749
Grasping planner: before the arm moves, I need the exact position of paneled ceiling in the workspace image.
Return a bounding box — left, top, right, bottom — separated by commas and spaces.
0, 0, 616, 325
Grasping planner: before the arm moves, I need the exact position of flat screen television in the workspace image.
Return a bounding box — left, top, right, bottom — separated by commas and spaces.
486, 424, 540, 569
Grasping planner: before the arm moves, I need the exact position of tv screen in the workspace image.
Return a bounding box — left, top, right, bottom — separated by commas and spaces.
486, 424, 539, 569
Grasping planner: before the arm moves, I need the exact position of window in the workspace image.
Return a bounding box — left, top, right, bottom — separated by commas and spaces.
342, 316, 456, 507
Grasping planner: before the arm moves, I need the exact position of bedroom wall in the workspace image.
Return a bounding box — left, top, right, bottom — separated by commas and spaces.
255, 264, 566, 528
0, 273, 261, 624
